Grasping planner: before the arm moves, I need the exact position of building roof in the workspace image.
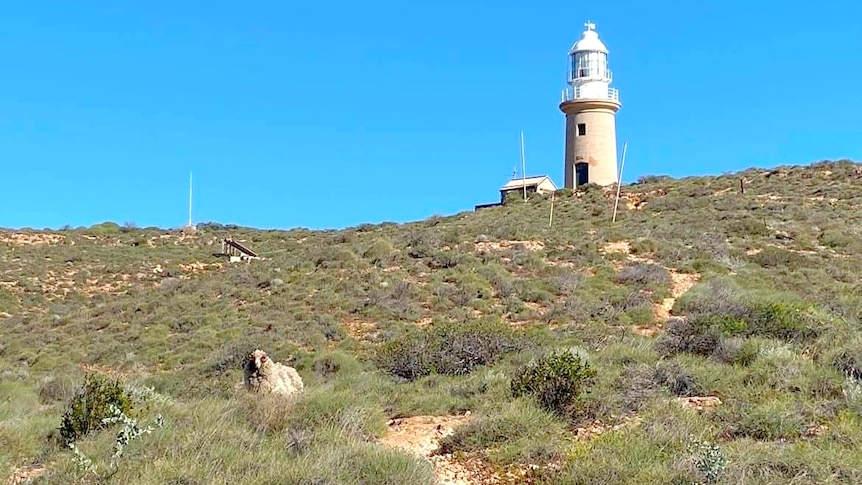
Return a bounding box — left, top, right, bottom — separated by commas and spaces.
569, 22, 609, 54
500, 175, 557, 191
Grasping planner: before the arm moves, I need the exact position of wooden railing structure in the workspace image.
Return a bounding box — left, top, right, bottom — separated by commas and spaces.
220, 238, 259, 261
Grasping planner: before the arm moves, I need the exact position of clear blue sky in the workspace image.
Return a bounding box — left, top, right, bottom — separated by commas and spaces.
2, 1, 860, 230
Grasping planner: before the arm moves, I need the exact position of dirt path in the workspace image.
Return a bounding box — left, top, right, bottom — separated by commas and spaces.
652, 271, 700, 323
378, 413, 519, 485
378, 413, 480, 484
600, 240, 701, 337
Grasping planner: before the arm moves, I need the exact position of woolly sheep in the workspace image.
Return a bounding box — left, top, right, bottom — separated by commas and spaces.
243, 349, 304, 397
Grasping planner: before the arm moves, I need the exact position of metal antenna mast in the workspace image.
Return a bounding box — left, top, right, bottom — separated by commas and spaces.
612, 142, 629, 223
520, 130, 527, 201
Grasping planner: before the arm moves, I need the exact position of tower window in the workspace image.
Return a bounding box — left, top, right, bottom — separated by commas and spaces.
577, 123, 587, 136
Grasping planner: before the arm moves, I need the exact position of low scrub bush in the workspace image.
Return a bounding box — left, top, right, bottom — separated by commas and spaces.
68, 404, 164, 480
39, 375, 80, 404
312, 350, 363, 380
513, 279, 556, 303
361, 280, 419, 320
740, 301, 826, 341
405, 229, 441, 259
842, 373, 862, 415
829, 339, 862, 380
60, 373, 133, 444
362, 238, 395, 267
727, 217, 771, 237
616, 262, 671, 287
712, 336, 760, 366
751, 247, 804, 268
685, 435, 727, 484
671, 278, 830, 349
437, 398, 570, 465
655, 316, 724, 357
819, 228, 856, 249
0, 287, 19, 313
428, 251, 461, 269
654, 361, 702, 397
511, 348, 596, 415
722, 399, 807, 440
374, 319, 528, 380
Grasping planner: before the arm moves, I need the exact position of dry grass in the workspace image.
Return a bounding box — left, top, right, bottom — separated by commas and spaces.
3, 159, 862, 484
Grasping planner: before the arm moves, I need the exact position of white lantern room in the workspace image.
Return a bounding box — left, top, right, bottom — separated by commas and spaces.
562, 22, 620, 103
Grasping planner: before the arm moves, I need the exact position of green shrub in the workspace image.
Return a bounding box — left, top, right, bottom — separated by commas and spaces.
655, 316, 724, 357
0, 287, 19, 313
751, 247, 801, 268
630, 237, 658, 255
437, 398, 570, 465
59, 373, 133, 444
361, 280, 419, 320
312, 350, 363, 380
742, 301, 825, 341
713, 337, 759, 366
829, 340, 862, 380
405, 229, 441, 258
363, 238, 395, 267
654, 361, 701, 397
732, 399, 806, 440
88, 221, 123, 235
685, 435, 727, 484
819, 228, 856, 249
616, 263, 671, 287
39, 375, 80, 404
727, 217, 770, 237
674, 278, 829, 344
636, 174, 673, 184
374, 319, 528, 380
511, 349, 596, 415
513, 279, 556, 303
428, 251, 461, 269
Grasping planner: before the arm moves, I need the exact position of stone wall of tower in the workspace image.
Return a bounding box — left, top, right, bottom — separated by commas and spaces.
562, 101, 619, 189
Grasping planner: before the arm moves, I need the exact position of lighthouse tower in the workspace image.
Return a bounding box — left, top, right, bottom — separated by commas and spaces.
560, 22, 621, 189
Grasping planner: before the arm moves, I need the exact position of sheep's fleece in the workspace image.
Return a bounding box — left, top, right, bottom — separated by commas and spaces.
243, 349, 304, 397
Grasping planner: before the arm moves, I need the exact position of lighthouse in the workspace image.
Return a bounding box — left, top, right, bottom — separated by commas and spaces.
560, 22, 621, 189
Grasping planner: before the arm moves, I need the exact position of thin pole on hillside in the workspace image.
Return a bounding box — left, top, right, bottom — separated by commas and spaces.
520, 130, 527, 201
612, 142, 628, 223
549, 191, 555, 228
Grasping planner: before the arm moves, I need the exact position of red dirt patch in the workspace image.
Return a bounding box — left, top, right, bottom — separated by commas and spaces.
379, 413, 501, 485
178, 262, 224, 273
632, 325, 661, 337
342, 318, 380, 342
380, 414, 472, 457
674, 396, 722, 412
6, 463, 49, 484
599, 240, 632, 255
574, 415, 642, 440
0, 232, 64, 246
475, 240, 545, 254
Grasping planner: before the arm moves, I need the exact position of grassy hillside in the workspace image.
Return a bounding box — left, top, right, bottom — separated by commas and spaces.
3, 159, 862, 484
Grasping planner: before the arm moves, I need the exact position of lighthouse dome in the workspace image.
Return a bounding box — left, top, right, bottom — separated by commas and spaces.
569, 22, 608, 54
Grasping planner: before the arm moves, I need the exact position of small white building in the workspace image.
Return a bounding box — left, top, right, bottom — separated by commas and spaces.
499, 175, 558, 202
